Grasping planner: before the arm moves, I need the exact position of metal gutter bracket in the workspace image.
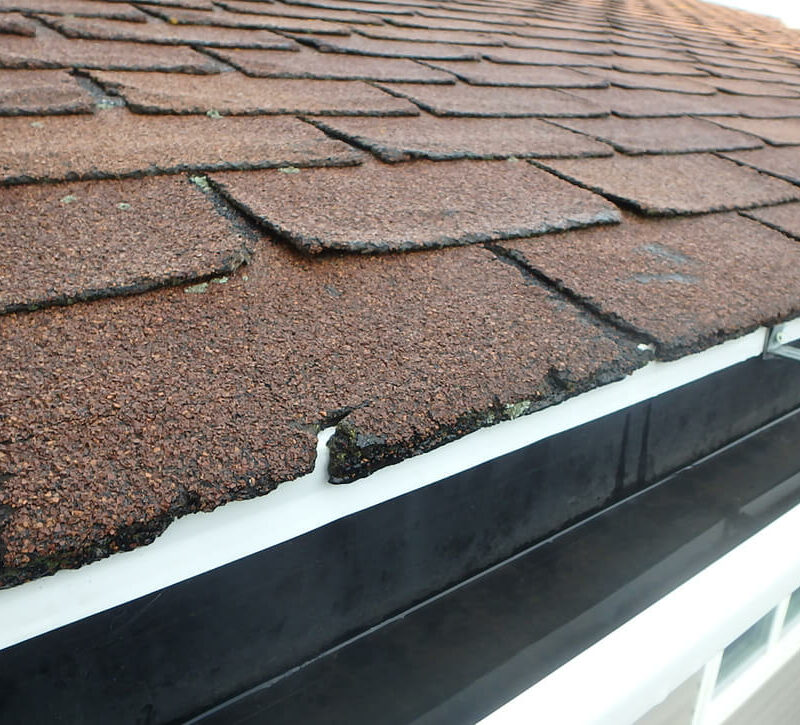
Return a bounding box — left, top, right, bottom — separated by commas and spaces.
764, 323, 800, 362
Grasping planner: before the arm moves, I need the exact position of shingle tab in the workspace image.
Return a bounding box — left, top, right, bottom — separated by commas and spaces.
0, 109, 363, 184
535, 153, 800, 215
210, 47, 454, 82
569, 86, 738, 116
0, 69, 94, 115
423, 60, 608, 87
308, 115, 612, 161
703, 116, 800, 145
40, 15, 301, 49
498, 212, 800, 357
722, 146, 800, 186
0, 175, 252, 313
742, 202, 800, 240
377, 82, 609, 117
0, 0, 148, 21
0, 26, 222, 72
89, 71, 419, 116
210, 159, 621, 253
294, 33, 480, 59
552, 116, 763, 155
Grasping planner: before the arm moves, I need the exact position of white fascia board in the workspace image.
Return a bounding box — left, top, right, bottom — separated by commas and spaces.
0, 322, 788, 651
479, 494, 800, 725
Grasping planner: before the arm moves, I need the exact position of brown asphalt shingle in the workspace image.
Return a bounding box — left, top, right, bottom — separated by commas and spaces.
703, 116, 800, 145
0, 26, 222, 72
0, 175, 252, 313
0, 241, 645, 582
209, 159, 621, 253
0, 109, 363, 184
308, 115, 612, 161
551, 116, 763, 155
498, 212, 800, 357
422, 60, 608, 88
209, 47, 455, 82
40, 15, 302, 49
742, 202, 800, 240
536, 153, 800, 215
89, 71, 419, 116
3, 0, 800, 587
722, 146, 800, 186
0, 0, 148, 21
377, 82, 609, 117
0, 69, 95, 115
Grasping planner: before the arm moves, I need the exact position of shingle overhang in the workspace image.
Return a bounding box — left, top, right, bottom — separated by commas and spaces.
1, 0, 800, 588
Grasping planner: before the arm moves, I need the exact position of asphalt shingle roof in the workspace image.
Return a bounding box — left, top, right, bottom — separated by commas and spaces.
1, 0, 800, 587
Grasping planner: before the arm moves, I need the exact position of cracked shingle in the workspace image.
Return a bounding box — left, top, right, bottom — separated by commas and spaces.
0, 0, 148, 21
551, 116, 763, 155
497, 212, 800, 357
0, 69, 95, 115
0, 241, 644, 582
0, 175, 252, 313
308, 115, 612, 161
703, 116, 800, 145
39, 15, 301, 49
209, 158, 621, 253
422, 60, 608, 88
376, 82, 609, 117
535, 153, 800, 215
0, 26, 222, 72
722, 146, 800, 186
209, 47, 454, 82
742, 202, 800, 240
0, 109, 363, 184
89, 71, 419, 116
292, 33, 481, 59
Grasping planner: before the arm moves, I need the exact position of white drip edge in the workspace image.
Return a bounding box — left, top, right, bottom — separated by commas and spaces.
0, 318, 798, 652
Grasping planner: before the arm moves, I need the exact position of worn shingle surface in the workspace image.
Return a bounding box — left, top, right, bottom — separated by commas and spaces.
210, 159, 620, 253
0, 109, 362, 184
308, 115, 612, 161
0, 175, 252, 313
3, 0, 800, 587
498, 212, 800, 357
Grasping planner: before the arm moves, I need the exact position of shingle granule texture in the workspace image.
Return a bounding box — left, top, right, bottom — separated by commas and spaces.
742, 202, 800, 240
0, 175, 253, 313
0, 28, 222, 72
0, 0, 148, 21
588, 70, 715, 95
377, 82, 608, 117
703, 117, 800, 146
498, 212, 800, 358
421, 60, 608, 88
293, 33, 480, 60
536, 153, 800, 215
0, 241, 645, 584
0, 69, 95, 115
210, 159, 621, 254
308, 115, 612, 162
89, 71, 419, 116
209, 48, 455, 82
0, 110, 364, 184
482, 47, 612, 67
40, 15, 301, 50
721, 146, 800, 186
551, 116, 763, 155
0, 11, 37, 35
568, 87, 738, 116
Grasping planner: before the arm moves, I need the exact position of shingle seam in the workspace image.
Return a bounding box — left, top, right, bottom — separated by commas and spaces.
739, 209, 800, 242
484, 242, 659, 349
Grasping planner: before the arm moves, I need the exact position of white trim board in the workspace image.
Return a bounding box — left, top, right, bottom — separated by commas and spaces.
0, 321, 797, 652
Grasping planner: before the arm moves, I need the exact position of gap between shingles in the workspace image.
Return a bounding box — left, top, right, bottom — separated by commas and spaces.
484, 241, 660, 349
